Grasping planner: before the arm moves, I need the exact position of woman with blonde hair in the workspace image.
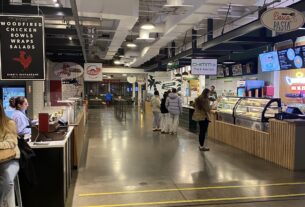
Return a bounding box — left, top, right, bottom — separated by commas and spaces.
192, 88, 211, 151
0, 101, 20, 207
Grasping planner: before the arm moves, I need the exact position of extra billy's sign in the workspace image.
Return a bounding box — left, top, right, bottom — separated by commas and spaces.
261, 8, 305, 33
0, 15, 45, 80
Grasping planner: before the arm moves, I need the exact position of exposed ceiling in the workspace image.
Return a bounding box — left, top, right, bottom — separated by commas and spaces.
1, 0, 303, 68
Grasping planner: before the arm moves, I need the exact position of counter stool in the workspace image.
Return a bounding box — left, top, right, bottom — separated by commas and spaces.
14, 175, 23, 207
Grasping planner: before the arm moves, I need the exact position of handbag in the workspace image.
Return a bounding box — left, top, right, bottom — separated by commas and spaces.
0, 148, 16, 164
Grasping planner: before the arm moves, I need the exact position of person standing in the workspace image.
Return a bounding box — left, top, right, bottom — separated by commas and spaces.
192, 88, 211, 151
0, 102, 20, 207
160, 92, 170, 134
105, 91, 112, 106
12, 97, 36, 139
166, 88, 182, 135
151, 91, 161, 131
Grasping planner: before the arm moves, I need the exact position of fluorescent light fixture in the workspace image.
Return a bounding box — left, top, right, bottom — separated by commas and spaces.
299, 27, 305, 30
55, 3, 60, 7
122, 74, 127, 77
126, 42, 137, 48
68, 36, 72, 41
140, 23, 155, 30
114, 60, 121, 65
223, 61, 236, 65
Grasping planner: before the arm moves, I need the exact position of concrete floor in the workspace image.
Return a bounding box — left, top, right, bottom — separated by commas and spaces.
69, 107, 305, 207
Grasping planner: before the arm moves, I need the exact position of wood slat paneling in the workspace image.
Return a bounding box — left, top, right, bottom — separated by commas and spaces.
213, 120, 295, 170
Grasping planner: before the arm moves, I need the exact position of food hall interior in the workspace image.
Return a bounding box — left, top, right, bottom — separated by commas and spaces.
2, 1, 305, 207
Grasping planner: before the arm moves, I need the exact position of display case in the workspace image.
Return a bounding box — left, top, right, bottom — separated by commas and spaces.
58, 97, 83, 125
217, 97, 240, 124
234, 98, 281, 131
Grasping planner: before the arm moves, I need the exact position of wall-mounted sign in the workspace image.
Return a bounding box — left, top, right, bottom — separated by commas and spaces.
54, 62, 84, 79
261, 8, 305, 33
0, 15, 45, 80
84, 63, 103, 81
191, 59, 217, 75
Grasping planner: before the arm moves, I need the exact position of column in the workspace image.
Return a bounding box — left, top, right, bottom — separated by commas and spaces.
132, 83, 136, 100
207, 18, 213, 41
138, 84, 142, 107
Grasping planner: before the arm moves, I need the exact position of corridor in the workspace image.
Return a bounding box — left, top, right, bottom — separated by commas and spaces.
70, 107, 305, 207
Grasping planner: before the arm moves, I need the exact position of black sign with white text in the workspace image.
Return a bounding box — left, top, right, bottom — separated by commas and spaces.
0, 15, 45, 80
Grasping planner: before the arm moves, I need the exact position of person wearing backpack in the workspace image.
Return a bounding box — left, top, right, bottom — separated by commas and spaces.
160, 92, 170, 134
166, 88, 182, 135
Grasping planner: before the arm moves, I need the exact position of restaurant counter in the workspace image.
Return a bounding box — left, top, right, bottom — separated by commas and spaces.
20, 126, 74, 207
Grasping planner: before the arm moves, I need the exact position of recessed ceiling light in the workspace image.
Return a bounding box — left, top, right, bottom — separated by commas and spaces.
54, 3, 60, 7
126, 42, 137, 48
53, 0, 57, 2
68, 36, 72, 41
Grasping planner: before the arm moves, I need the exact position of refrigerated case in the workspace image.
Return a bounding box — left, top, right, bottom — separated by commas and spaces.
217, 97, 240, 124
234, 98, 281, 131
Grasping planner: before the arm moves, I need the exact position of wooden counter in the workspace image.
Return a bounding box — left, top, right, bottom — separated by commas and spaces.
209, 118, 305, 170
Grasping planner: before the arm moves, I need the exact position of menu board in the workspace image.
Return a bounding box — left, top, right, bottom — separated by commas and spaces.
278, 48, 304, 70
232, 64, 243, 76
259, 51, 280, 72
0, 15, 45, 80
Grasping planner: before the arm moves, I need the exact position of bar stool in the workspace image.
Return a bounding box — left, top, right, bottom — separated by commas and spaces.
14, 175, 23, 207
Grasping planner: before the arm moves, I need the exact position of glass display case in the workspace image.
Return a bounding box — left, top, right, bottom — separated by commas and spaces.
234, 98, 281, 131
217, 97, 240, 123
58, 97, 83, 125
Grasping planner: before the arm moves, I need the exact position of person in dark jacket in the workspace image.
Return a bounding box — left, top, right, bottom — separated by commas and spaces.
166, 88, 182, 135
160, 92, 170, 134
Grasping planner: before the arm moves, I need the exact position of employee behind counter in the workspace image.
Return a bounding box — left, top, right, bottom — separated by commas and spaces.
11, 97, 37, 140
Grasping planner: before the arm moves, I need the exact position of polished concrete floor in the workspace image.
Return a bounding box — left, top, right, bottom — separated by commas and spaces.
70, 107, 305, 207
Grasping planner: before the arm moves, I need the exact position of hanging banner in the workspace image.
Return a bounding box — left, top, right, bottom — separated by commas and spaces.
84, 63, 103, 81
191, 59, 217, 75
0, 15, 45, 80
261, 8, 305, 33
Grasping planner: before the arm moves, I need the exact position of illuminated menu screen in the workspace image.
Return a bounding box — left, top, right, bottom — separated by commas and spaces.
278, 48, 304, 70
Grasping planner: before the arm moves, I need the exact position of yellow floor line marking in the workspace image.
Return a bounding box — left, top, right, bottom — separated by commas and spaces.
81, 192, 305, 207
79, 181, 305, 197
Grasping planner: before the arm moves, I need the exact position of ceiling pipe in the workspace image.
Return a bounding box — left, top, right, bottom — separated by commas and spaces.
70, 0, 87, 62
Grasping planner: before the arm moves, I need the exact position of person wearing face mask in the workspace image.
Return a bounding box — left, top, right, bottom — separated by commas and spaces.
11, 97, 36, 139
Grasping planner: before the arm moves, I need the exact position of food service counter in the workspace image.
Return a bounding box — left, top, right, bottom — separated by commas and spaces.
180, 105, 305, 170
19, 126, 74, 207
210, 119, 305, 170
